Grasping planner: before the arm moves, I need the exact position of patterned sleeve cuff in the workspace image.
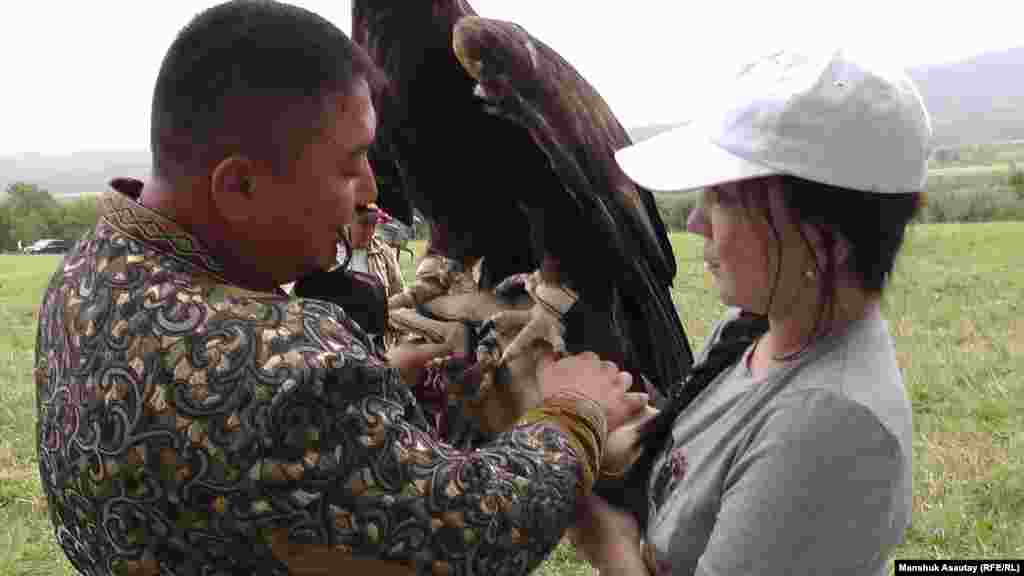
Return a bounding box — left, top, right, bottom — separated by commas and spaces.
517, 392, 607, 497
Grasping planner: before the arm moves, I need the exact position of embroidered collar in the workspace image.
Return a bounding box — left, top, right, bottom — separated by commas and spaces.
100, 177, 228, 279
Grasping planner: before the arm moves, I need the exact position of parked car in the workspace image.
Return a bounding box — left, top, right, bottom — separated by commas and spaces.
24, 239, 70, 254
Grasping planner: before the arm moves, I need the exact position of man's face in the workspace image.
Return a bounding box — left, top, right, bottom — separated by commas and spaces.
246, 80, 378, 281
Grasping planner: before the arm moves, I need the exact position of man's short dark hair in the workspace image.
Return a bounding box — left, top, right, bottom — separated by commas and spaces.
151, 0, 385, 179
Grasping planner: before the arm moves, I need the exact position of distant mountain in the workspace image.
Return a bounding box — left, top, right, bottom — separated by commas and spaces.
1, 149, 150, 198
627, 46, 1024, 149
5, 47, 1024, 197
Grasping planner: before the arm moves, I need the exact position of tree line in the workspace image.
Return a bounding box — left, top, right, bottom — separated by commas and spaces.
1, 183, 100, 252
654, 165, 1024, 230
4, 168, 1023, 255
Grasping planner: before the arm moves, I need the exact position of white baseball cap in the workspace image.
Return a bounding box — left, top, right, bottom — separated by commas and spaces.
614, 48, 933, 194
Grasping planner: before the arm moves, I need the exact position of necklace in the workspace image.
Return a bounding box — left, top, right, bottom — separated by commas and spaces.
747, 334, 812, 373
770, 337, 813, 362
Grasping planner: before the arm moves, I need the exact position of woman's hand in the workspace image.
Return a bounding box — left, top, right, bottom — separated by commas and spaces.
568, 494, 649, 575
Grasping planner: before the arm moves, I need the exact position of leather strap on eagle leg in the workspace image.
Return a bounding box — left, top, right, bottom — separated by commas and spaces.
441, 317, 504, 401
388, 308, 448, 344
498, 270, 579, 364
527, 270, 579, 319
445, 354, 499, 402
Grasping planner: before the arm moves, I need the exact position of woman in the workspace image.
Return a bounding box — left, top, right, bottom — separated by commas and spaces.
572, 49, 929, 575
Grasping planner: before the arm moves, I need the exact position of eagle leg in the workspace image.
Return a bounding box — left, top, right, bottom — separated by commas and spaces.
389, 308, 472, 358
496, 269, 577, 364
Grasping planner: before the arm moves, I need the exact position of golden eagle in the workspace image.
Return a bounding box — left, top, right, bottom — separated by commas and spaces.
355, 1, 693, 401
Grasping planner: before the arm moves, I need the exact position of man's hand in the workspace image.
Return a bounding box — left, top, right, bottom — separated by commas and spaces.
536, 351, 648, 433
602, 404, 659, 478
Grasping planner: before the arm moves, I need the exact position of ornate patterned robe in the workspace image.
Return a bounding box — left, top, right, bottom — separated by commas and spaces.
34, 180, 603, 576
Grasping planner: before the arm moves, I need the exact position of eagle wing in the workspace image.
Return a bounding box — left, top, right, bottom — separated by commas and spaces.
353, 1, 693, 394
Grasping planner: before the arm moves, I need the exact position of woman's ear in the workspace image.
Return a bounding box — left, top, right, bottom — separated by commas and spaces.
832, 232, 852, 267
210, 155, 259, 224
798, 221, 829, 272
800, 221, 851, 271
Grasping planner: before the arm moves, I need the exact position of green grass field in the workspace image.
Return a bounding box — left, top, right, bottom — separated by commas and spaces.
2, 223, 1022, 575
929, 165, 1015, 177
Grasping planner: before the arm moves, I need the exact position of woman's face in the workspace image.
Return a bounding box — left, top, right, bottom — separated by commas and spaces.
686, 177, 812, 316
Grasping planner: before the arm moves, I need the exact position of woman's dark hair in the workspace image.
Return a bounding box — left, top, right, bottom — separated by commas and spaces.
729, 174, 923, 340
595, 175, 923, 524
777, 174, 924, 329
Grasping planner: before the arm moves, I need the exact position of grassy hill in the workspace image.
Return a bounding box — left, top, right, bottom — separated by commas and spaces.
1, 149, 149, 198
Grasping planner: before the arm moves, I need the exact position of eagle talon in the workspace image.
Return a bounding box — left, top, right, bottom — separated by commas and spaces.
498, 304, 566, 365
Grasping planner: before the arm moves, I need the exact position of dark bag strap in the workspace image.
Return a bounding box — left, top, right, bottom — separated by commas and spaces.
592, 310, 769, 525
293, 268, 389, 336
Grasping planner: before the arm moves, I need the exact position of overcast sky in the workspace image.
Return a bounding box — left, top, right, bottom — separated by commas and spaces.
2, 1, 1022, 156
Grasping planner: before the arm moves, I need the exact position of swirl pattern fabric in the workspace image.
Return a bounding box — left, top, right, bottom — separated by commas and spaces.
34, 183, 593, 576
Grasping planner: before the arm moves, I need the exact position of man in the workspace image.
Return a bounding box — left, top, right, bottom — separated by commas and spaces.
344, 203, 405, 348
33, 2, 645, 575
344, 204, 404, 292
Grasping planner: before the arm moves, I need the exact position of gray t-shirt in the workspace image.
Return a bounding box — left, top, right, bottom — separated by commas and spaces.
644, 306, 912, 576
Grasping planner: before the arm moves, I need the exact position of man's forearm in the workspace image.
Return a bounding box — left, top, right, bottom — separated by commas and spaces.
311, 365, 602, 576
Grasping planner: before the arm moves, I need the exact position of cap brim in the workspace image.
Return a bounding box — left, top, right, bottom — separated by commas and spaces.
615, 121, 779, 192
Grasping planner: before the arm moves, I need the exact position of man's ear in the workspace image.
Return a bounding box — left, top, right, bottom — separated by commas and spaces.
210, 155, 260, 224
